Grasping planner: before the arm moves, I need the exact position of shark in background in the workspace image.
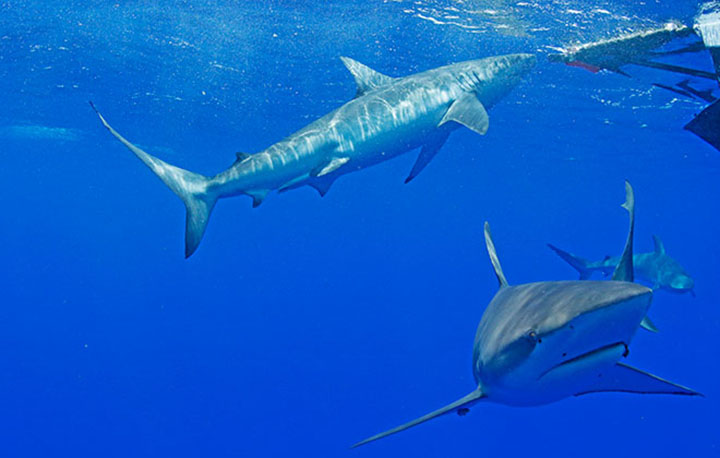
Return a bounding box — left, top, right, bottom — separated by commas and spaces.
353, 182, 700, 448
548, 236, 695, 295
91, 53, 536, 257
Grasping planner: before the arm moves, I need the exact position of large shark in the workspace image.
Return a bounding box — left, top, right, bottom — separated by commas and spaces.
353, 182, 700, 448
548, 238, 695, 295
91, 53, 536, 257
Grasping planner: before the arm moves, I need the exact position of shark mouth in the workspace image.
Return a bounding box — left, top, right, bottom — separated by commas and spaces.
538, 342, 628, 380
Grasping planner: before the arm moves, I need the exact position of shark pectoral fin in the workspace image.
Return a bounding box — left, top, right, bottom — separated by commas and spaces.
405, 131, 450, 183
313, 157, 350, 177
439, 94, 489, 135
340, 56, 394, 97
652, 235, 666, 254
612, 181, 635, 282
351, 388, 485, 448
310, 177, 335, 197
484, 222, 509, 288
640, 315, 659, 333
246, 189, 269, 208
575, 362, 701, 397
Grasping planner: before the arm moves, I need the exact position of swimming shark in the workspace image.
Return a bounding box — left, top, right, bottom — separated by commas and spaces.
91, 53, 536, 257
352, 182, 699, 448
548, 237, 695, 295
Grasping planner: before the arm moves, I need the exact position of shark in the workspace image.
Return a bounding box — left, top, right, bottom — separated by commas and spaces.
548, 237, 695, 295
352, 182, 700, 448
91, 53, 536, 257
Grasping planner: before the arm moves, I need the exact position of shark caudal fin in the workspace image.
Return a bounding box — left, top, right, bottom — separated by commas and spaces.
90, 103, 218, 257
547, 244, 594, 280
351, 389, 485, 448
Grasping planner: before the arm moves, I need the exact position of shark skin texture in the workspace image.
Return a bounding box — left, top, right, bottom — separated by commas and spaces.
91, 53, 536, 257
352, 182, 700, 448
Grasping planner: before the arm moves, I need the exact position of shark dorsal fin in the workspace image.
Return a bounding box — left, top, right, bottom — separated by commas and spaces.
612, 181, 635, 282
340, 56, 394, 97
483, 222, 508, 288
652, 235, 666, 254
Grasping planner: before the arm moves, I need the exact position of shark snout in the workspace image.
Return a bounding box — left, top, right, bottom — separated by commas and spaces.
670, 275, 695, 292
511, 53, 537, 73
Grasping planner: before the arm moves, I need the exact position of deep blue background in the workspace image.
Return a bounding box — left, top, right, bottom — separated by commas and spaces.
0, 1, 718, 456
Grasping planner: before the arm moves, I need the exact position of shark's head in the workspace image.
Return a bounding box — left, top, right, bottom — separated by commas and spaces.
473, 281, 652, 405
475, 181, 651, 407
447, 53, 536, 107
668, 273, 695, 293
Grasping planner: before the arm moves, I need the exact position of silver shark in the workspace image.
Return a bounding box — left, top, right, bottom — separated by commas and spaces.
352, 182, 700, 448
91, 54, 536, 257
548, 238, 695, 294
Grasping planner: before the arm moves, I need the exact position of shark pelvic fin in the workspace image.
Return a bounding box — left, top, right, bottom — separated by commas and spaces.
340, 56, 394, 97
405, 130, 450, 183
246, 189, 269, 208
652, 235, 666, 255
90, 102, 217, 258
575, 362, 701, 397
612, 181, 635, 282
439, 94, 489, 135
640, 315, 659, 333
313, 157, 350, 177
484, 222, 509, 288
351, 388, 485, 448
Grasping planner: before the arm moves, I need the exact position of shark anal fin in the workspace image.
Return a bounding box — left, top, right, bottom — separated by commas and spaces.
246, 189, 269, 208
484, 222, 509, 288
652, 235, 666, 255
339, 56, 394, 97
405, 130, 450, 183
439, 94, 489, 135
575, 362, 701, 397
313, 157, 350, 177
640, 315, 659, 333
351, 389, 485, 448
612, 181, 635, 282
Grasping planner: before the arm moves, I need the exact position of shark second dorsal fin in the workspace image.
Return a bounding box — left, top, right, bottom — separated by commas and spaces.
612, 181, 635, 282
652, 235, 666, 254
340, 57, 394, 97
233, 152, 251, 166
484, 222, 508, 288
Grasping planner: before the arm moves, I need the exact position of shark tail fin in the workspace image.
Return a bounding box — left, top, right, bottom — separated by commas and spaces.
547, 244, 593, 280
90, 102, 218, 258
351, 389, 485, 448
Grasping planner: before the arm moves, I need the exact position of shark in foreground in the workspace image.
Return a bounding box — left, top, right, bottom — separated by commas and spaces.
91, 53, 536, 257
352, 182, 700, 448
548, 238, 695, 295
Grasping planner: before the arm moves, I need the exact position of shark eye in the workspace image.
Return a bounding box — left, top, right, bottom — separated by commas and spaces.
527, 330, 538, 341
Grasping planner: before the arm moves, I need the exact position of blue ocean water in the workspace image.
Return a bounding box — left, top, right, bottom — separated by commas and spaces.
1, 1, 718, 456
